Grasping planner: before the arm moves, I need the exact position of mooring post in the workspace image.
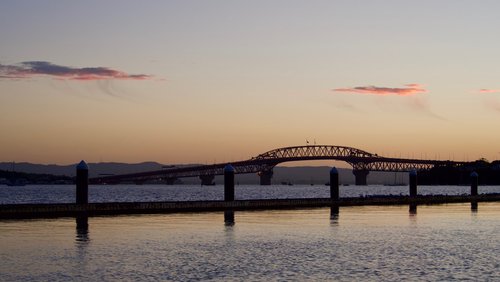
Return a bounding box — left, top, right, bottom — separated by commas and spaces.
224, 164, 235, 201
471, 171, 478, 211
330, 167, 339, 201
76, 160, 89, 204
470, 171, 478, 196
409, 169, 417, 197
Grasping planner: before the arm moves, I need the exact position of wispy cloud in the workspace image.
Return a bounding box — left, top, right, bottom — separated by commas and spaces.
478, 89, 500, 94
475, 89, 500, 113
333, 84, 427, 96
482, 98, 500, 112
0, 61, 152, 81
491, 101, 500, 112
331, 83, 445, 120
409, 96, 447, 121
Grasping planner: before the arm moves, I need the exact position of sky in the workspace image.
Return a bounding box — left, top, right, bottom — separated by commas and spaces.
1, 1, 500, 166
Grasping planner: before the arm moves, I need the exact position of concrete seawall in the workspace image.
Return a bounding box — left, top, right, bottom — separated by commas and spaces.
2, 194, 500, 219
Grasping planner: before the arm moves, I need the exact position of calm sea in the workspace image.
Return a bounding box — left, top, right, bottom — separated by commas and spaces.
1, 185, 499, 281
1, 184, 500, 204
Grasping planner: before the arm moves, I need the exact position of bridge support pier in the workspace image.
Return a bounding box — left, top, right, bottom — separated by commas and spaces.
259, 170, 273, 185
200, 175, 215, 186
353, 170, 369, 186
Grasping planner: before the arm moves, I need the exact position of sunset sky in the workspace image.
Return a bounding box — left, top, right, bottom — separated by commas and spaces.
1, 1, 500, 166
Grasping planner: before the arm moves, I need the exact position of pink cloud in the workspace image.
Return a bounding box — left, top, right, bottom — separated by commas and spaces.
0, 61, 152, 81
478, 89, 500, 94
333, 84, 427, 96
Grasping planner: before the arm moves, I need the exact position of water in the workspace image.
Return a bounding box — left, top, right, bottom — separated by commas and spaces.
1, 184, 499, 204
1, 203, 499, 281
1, 185, 500, 280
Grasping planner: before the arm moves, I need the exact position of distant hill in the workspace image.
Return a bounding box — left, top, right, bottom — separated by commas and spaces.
0, 169, 73, 185
0, 162, 406, 185
0, 162, 167, 178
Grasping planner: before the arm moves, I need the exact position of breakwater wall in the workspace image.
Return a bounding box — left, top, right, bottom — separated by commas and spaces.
2, 194, 500, 219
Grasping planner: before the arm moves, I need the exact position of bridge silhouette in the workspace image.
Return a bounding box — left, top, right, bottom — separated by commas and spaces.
90, 145, 467, 185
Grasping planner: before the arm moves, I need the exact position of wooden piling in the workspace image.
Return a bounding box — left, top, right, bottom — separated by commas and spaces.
76, 161, 89, 204
224, 164, 235, 201
470, 171, 478, 196
330, 167, 339, 201
409, 170, 417, 197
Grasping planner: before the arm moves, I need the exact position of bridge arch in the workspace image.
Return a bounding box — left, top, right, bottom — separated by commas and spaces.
90, 145, 466, 186
251, 145, 377, 185
252, 145, 375, 162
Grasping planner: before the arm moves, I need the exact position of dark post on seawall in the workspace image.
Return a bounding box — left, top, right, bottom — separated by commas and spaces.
470, 171, 478, 196
224, 164, 235, 201
330, 167, 339, 201
409, 169, 417, 197
76, 160, 89, 204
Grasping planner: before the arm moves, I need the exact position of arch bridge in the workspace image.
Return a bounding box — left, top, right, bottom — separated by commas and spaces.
90, 145, 467, 185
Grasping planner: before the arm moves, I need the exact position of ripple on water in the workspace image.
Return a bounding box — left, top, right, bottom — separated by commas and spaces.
1, 203, 500, 280
1, 184, 499, 204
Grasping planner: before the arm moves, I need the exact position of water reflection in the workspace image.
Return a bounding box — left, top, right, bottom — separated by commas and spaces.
471, 201, 478, 213
409, 203, 417, 215
3, 203, 500, 281
224, 210, 235, 226
330, 206, 339, 225
75, 216, 89, 243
